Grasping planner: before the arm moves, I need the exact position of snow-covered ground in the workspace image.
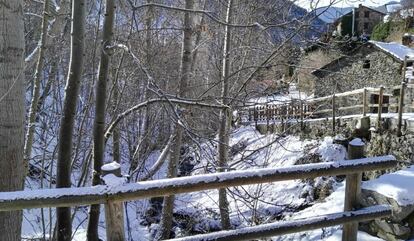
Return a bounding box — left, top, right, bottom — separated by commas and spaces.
22, 125, 392, 240
249, 84, 312, 105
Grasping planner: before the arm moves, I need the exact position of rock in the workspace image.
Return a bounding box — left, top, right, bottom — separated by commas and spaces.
256, 124, 268, 134
360, 166, 414, 240
371, 219, 411, 241
361, 189, 414, 223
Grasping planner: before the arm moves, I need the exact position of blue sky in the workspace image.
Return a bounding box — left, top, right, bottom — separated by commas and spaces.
295, 0, 401, 10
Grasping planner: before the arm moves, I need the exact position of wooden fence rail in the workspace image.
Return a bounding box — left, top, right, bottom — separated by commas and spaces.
0, 156, 396, 211
0, 153, 397, 241
240, 86, 402, 134
240, 55, 414, 135
170, 206, 391, 241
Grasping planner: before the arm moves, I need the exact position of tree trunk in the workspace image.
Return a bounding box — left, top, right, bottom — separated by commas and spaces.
87, 0, 116, 240
56, 0, 86, 240
158, 0, 194, 239
112, 72, 121, 163
23, 0, 51, 174
0, 0, 25, 240
217, 0, 233, 230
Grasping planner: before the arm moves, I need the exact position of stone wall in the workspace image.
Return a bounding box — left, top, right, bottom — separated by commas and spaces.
314, 48, 402, 97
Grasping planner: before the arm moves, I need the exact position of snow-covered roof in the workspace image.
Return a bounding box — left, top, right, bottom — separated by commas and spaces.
369, 40, 414, 62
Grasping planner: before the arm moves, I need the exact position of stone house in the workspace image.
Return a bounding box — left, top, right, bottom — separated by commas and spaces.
311, 41, 414, 97
333, 4, 386, 37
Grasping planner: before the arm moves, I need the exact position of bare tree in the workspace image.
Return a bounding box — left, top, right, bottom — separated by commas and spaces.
0, 0, 25, 240
23, 0, 51, 174
55, 0, 86, 240
217, 0, 234, 230
87, 0, 116, 239
158, 0, 195, 239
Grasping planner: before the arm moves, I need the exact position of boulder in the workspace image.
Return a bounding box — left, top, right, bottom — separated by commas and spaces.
360, 189, 414, 222
359, 166, 414, 240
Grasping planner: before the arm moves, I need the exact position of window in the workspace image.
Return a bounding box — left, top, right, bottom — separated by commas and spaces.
364, 23, 369, 30
363, 60, 371, 69
364, 11, 370, 18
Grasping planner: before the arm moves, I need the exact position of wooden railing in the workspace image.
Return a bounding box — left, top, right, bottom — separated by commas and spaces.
0, 144, 397, 241
240, 86, 401, 133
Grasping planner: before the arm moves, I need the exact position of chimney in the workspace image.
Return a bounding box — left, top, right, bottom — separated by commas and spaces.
402, 33, 414, 47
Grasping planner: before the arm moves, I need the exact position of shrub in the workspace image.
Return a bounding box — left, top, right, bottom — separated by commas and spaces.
371, 22, 391, 41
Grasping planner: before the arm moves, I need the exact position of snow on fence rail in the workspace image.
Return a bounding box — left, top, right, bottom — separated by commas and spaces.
0, 156, 396, 211
0, 154, 397, 241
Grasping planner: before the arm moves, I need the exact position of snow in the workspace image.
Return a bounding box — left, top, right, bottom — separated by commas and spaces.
407, 66, 414, 82
315, 137, 347, 162
248, 84, 311, 105
101, 161, 121, 171
273, 182, 388, 241
362, 165, 414, 206
0, 154, 395, 205
349, 138, 364, 147
102, 174, 126, 186
369, 41, 414, 62
19, 123, 394, 241
172, 205, 390, 241
325, 229, 384, 241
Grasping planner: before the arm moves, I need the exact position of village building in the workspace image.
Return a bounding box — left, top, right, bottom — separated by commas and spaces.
333, 4, 386, 38
311, 40, 414, 98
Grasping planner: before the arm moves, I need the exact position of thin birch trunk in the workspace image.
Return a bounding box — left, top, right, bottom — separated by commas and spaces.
23, 0, 51, 174
112, 71, 121, 163
56, 0, 86, 240
0, 0, 25, 240
158, 0, 194, 239
87, 0, 116, 240
217, 0, 233, 230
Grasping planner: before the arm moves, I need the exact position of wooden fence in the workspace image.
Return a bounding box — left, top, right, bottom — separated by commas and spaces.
0, 145, 397, 241
240, 85, 414, 134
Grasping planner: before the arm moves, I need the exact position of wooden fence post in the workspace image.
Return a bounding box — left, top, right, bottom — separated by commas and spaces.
102, 162, 125, 241
300, 100, 304, 130
362, 88, 367, 116
397, 56, 408, 137
266, 105, 270, 132
332, 94, 336, 134
254, 107, 258, 128
342, 139, 364, 241
377, 87, 384, 131
397, 82, 406, 137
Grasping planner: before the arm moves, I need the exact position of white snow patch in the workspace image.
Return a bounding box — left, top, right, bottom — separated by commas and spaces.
349, 138, 364, 147
362, 165, 414, 206
102, 174, 126, 186
102, 161, 121, 171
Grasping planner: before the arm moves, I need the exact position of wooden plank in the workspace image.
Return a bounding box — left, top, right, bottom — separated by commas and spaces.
307, 87, 381, 103
300, 101, 304, 130
342, 140, 364, 241
378, 86, 384, 130
102, 163, 125, 241
169, 206, 391, 241
0, 156, 396, 212
398, 57, 408, 137
363, 88, 367, 116
332, 94, 336, 134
